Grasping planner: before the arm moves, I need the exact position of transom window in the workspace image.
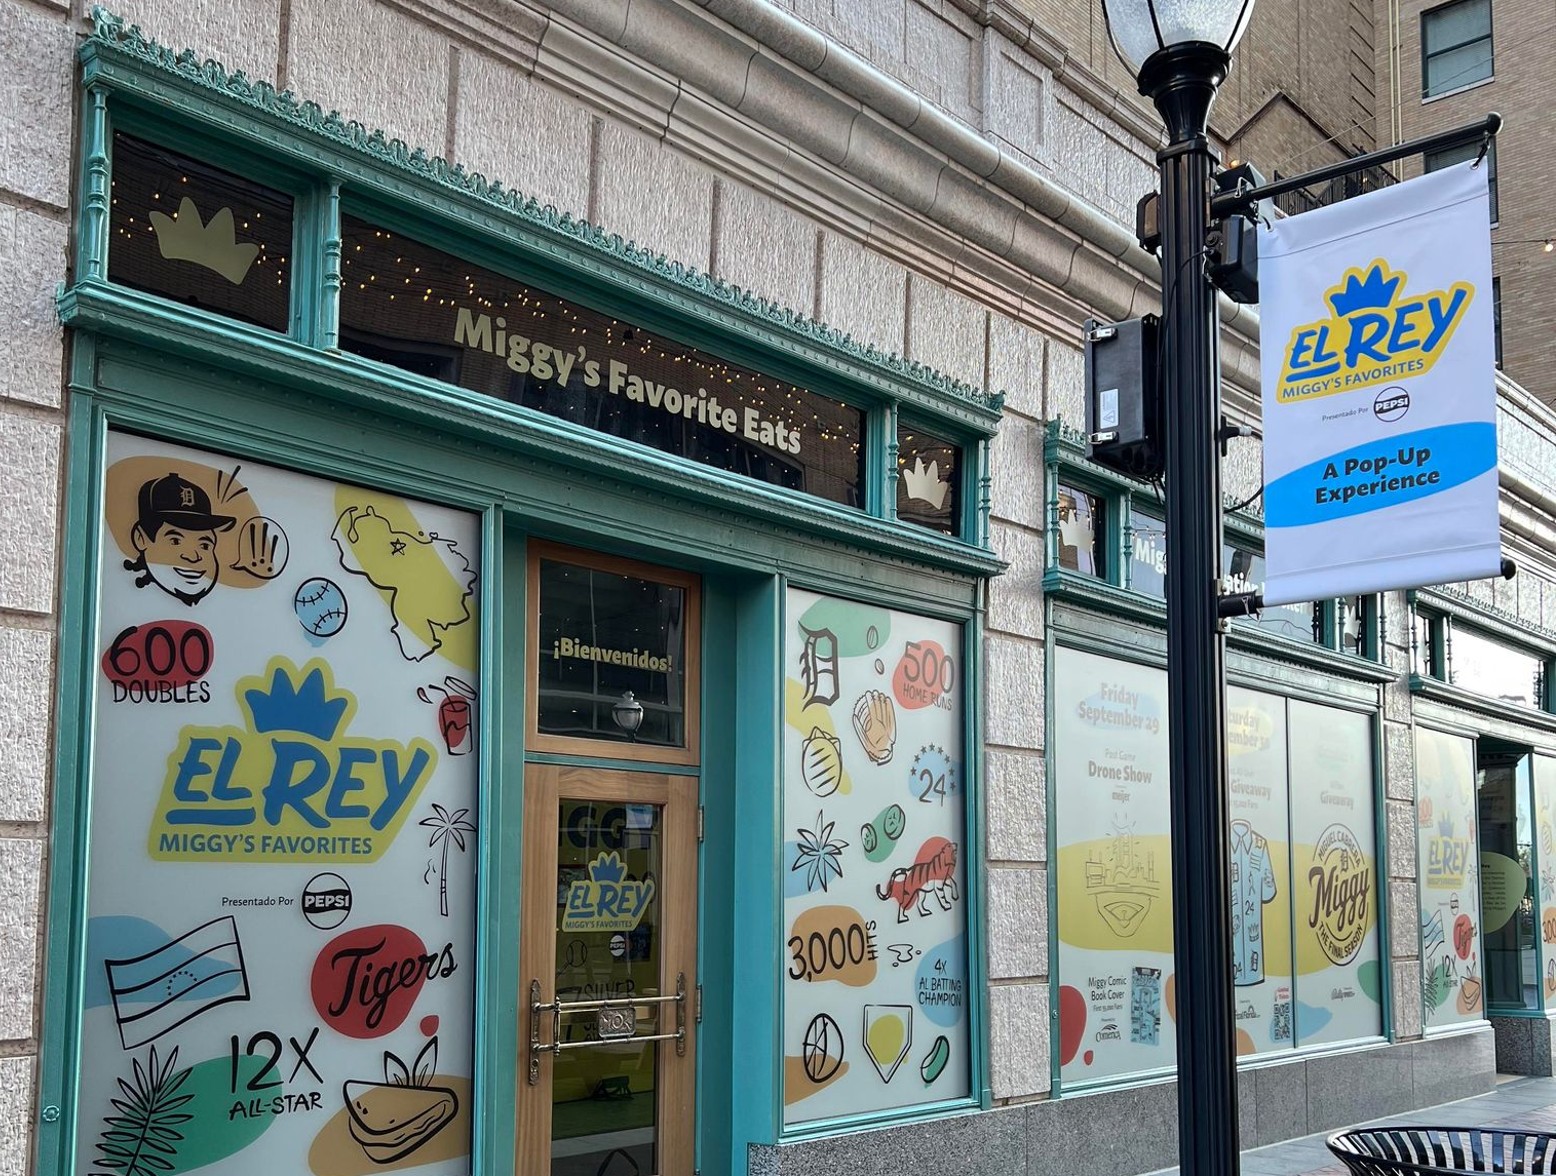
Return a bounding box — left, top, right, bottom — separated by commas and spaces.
1413, 606, 1553, 712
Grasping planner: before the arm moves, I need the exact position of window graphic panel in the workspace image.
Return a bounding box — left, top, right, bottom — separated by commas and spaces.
1054, 648, 1174, 1083
75, 432, 480, 1176
1535, 756, 1556, 1011
1227, 687, 1294, 1055
1417, 727, 1484, 1027
1289, 701, 1381, 1046
782, 589, 970, 1124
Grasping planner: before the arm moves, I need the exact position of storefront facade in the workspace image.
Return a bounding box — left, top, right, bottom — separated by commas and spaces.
7, 5, 1556, 1176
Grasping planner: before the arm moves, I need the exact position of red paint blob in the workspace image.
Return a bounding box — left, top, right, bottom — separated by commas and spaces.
101, 619, 214, 689
1454, 914, 1475, 959
1084, 1050, 1094, 1065
420, 1015, 440, 1037
1058, 984, 1087, 1066
892, 640, 954, 711
310, 923, 432, 1038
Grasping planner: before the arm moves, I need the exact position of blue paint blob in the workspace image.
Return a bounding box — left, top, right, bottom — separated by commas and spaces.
914, 934, 968, 1027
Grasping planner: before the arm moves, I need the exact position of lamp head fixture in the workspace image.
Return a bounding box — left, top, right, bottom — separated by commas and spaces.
612, 690, 645, 738
1100, 0, 1257, 79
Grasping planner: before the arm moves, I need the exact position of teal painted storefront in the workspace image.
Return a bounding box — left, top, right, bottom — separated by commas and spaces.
39, 13, 1005, 1176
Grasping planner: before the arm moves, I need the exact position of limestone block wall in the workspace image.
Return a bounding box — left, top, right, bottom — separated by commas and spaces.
3, 1, 1556, 1173
0, 1, 72, 1169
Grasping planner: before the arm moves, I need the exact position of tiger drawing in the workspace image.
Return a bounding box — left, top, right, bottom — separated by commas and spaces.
876, 837, 959, 923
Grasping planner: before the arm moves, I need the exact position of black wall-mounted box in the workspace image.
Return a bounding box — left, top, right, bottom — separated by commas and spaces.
1083, 315, 1162, 479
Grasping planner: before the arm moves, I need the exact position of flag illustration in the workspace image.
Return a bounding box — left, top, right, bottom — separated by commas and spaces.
105, 915, 250, 1049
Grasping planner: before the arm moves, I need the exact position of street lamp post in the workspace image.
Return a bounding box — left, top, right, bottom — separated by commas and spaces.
1099, 4, 1255, 1176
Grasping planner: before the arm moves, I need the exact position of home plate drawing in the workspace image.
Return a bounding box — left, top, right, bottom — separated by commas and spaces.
105, 915, 250, 1049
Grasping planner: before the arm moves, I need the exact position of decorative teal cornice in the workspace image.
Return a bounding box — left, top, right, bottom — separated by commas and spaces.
82, 7, 1005, 430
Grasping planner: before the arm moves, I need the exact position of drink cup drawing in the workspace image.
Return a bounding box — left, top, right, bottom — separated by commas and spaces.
417, 676, 477, 755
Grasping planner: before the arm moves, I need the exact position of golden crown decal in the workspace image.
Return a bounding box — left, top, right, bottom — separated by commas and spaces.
149, 197, 260, 285
901, 457, 950, 510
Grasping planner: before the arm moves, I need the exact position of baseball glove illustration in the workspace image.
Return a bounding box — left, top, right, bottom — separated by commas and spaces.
852, 689, 897, 765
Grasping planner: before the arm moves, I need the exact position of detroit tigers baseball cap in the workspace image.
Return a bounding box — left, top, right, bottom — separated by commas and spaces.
137, 473, 237, 532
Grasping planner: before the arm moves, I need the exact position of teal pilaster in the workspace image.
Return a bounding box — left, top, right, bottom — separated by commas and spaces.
319, 178, 342, 349
79, 86, 110, 281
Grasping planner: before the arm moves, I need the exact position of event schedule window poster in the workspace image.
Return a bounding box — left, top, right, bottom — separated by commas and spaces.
1416, 727, 1484, 1029
1054, 648, 1175, 1083
781, 588, 970, 1125
74, 433, 481, 1176
1056, 649, 1381, 1085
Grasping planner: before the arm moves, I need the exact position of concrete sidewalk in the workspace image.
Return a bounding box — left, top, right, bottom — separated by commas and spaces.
1146, 1077, 1556, 1176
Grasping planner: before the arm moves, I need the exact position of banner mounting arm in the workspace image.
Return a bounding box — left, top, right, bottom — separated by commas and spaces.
1211, 114, 1502, 220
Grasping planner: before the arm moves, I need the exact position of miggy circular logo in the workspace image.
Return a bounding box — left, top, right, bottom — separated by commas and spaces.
1307, 824, 1371, 965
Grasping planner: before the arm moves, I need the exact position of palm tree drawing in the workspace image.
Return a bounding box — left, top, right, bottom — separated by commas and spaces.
419, 804, 476, 917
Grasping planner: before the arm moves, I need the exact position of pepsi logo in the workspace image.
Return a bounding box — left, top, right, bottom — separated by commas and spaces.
303, 872, 353, 929
1373, 386, 1410, 423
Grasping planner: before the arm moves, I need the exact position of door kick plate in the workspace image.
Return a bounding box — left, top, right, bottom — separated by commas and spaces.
597, 1005, 637, 1041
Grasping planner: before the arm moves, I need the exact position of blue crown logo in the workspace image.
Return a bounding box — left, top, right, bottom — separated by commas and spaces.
1326, 261, 1404, 318
244, 662, 349, 741
588, 851, 628, 884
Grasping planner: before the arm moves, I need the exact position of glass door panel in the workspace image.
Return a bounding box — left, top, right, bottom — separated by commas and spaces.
518, 766, 696, 1176
552, 799, 664, 1174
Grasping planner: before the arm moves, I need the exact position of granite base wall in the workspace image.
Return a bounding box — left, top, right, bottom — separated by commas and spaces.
1490, 1015, 1556, 1076
749, 1027, 1496, 1176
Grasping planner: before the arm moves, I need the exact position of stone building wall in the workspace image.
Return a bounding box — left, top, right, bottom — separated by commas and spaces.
0, 1, 1554, 1174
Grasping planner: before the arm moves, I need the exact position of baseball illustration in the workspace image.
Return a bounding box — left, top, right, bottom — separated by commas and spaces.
293, 577, 348, 638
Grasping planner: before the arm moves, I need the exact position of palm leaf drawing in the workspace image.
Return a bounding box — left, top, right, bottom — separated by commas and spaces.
92, 1045, 193, 1176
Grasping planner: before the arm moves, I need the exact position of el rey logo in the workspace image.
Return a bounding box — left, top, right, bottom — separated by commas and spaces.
1276, 259, 1473, 404
149, 657, 438, 862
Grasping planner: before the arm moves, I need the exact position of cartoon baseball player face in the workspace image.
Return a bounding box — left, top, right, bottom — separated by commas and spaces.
126, 473, 235, 605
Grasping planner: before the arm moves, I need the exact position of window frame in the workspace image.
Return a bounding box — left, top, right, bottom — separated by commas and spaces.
1420, 0, 1494, 99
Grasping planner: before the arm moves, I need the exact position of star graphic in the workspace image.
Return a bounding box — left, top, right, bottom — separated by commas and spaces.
389, 539, 406, 555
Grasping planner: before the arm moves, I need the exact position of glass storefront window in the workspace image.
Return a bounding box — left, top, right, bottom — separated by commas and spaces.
1127, 511, 1321, 645
338, 216, 866, 508
1534, 757, 1556, 1010
532, 551, 696, 754
1416, 727, 1484, 1028
896, 423, 961, 536
1413, 610, 1442, 679
1058, 484, 1106, 577
781, 589, 971, 1123
1480, 750, 1538, 1011
75, 432, 482, 1173
109, 133, 294, 332
1054, 649, 1381, 1086
1450, 623, 1549, 710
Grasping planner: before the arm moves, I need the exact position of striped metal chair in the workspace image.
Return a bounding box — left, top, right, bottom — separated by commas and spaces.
1328, 1127, 1556, 1175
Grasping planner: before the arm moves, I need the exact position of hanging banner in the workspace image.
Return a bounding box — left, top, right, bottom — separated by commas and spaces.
1259, 160, 1500, 604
